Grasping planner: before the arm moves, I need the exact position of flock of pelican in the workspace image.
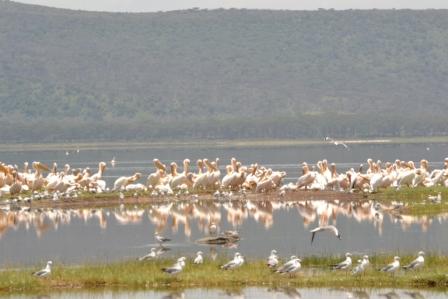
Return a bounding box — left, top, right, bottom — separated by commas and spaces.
281, 157, 448, 193
0, 156, 447, 199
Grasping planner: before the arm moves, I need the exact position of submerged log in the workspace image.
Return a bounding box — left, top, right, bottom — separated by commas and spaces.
195, 235, 240, 245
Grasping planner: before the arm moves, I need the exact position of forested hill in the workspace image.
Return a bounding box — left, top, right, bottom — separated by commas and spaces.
1, 2, 448, 142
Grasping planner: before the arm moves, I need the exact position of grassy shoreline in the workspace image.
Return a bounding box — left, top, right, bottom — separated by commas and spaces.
1, 255, 448, 294
2, 187, 447, 216
371, 186, 448, 216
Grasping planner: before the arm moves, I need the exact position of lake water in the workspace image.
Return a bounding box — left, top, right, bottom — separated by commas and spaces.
1, 199, 447, 266
0, 142, 447, 266
7, 287, 448, 299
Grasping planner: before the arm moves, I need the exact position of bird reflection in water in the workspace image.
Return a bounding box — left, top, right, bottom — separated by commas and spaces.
268, 286, 302, 299
0, 199, 446, 240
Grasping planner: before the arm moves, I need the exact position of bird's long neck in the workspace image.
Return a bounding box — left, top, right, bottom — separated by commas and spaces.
183, 160, 190, 174
98, 164, 104, 176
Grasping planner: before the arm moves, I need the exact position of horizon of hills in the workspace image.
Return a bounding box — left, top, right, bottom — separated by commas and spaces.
1, 1, 448, 142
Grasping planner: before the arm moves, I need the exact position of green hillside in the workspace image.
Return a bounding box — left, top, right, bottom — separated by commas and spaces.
1, 2, 448, 141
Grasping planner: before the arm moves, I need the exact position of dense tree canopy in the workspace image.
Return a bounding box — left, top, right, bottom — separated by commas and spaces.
1, 2, 448, 142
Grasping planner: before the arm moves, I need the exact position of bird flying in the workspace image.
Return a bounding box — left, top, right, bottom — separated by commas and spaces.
310, 225, 341, 244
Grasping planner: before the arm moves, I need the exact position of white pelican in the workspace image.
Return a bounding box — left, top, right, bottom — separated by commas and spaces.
147, 159, 167, 188
170, 159, 193, 189
427, 169, 446, 187
321, 159, 332, 182
9, 171, 23, 196
243, 164, 259, 190
410, 160, 429, 187
33, 261, 52, 277
28, 162, 49, 191
327, 163, 350, 191
369, 164, 385, 193
395, 161, 417, 189
347, 167, 371, 192
45, 162, 58, 181
0, 164, 9, 189
167, 162, 178, 183
204, 158, 221, 190
311, 161, 329, 190
192, 159, 207, 190
296, 163, 316, 190
221, 165, 235, 189
221, 158, 246, 190
221, 252, 244, 270
255, 170, 277, 193
125, 183, 147, 192
90, 162, 106, 182
403, 251, 425, 270
113, 172, 142, 191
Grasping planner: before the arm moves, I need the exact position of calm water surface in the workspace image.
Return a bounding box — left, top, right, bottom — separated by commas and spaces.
0, 199, 447, 266
0, 143, 447, 266
6, 287, 448, 299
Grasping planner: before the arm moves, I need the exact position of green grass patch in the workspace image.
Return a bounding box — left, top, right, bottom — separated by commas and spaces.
370, 186, 448, 216
1, 255, 448, 295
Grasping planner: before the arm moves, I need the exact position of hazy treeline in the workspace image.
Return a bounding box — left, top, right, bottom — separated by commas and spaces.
1, 2, 448, 142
